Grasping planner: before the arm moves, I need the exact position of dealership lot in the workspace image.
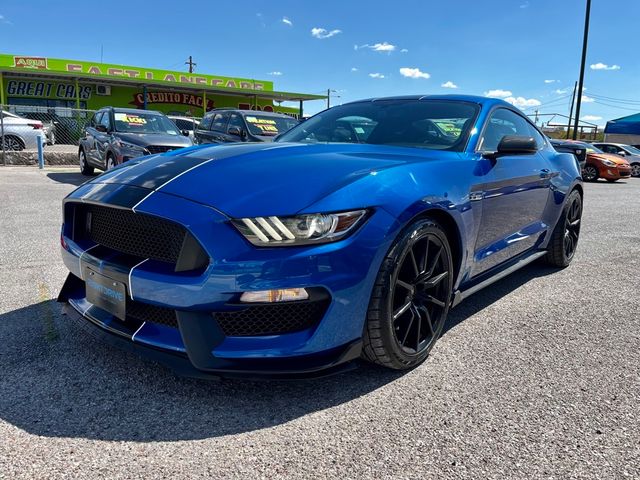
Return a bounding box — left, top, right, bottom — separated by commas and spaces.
0, 167, 638, 479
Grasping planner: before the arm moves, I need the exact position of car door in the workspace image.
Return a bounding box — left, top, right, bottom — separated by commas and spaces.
84, 111, 104, 165
227, 113, 246, 142
94, 110, 113, 168
472, 108, 553, 274
194, 113, 213, 144
210, 112, 231, 142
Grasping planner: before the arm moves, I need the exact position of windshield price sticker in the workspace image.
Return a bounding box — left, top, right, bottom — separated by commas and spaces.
115, 113, 148, 125
246, 117, 278, 133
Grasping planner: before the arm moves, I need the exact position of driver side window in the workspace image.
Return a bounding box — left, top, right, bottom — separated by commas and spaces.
479, 109, 536, 152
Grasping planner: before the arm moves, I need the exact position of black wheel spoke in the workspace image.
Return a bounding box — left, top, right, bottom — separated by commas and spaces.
409, 248, 419, 278
425, 246, 442, 277
418, 305, 434, 335
393, 301, 413, 320
422, 271, 449, 289
396, 279, 414, 293
420, 239, 430, 274
426, 295, 446, 308
412, 306, 422, 350
401, 309, 416, 346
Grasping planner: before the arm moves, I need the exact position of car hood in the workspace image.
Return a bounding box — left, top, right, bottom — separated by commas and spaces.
114, 132, 192, 148
92, 142, 447, 217
588, 152, 630, 165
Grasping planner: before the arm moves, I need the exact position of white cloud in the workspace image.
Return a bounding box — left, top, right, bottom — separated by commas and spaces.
555, 88, 569, 94
520, 1, 530, 8
351, 67, 358, 72
356, 42, 397, 52
400, 48, 409, 53
544, 79, 558, 84
582, 95, 595, 103
485, 89, 513, 98
311, 27, 342, 39
267, 71, 283, 76
282, 17, 292, 26
581, 115, 602, 121
504, 96, 542, 108
590, 62, 620, 71
399, 67, 430, 79
369, 73, 385, 79
441, 81, 458, 89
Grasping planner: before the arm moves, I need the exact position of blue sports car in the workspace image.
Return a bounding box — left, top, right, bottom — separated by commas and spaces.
58, 95, 583, 378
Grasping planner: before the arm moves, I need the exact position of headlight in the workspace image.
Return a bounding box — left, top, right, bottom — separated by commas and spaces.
232, 210, 369, 246
601, 159, 616, 167
115, 140, 145, 151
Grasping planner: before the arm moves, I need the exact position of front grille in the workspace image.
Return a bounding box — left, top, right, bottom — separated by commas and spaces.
85, 205, 186, 264
146, 145, 178, 155
127, 300, 178, 328
214, 299, 330, 337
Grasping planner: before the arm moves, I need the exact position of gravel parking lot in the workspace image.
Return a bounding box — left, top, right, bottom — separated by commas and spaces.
0, 166, 638, 479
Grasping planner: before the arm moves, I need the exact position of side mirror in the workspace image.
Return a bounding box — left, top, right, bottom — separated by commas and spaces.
95, 124, 108, 133
181, 130, 190, 137
492, 135, 537, 157
228, 126, 246, 139
618, 150, 627, 156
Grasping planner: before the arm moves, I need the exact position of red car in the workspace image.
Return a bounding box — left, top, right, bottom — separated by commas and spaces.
568, 141, 631, 182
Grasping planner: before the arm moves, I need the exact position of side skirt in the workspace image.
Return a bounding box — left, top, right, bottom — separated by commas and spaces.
451, 250, 547, 307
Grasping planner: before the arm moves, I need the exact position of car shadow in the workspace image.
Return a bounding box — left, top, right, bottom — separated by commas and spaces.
46, 172, 90, 186
0, 263, 555, 442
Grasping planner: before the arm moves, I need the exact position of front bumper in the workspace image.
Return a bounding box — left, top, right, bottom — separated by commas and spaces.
58, 184, 397, 377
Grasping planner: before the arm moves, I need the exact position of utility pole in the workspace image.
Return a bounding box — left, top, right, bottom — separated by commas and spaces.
185, 56, 197, 73
572, 0, 591, 140
327, 89, 340, 109
566, 81, 578, 139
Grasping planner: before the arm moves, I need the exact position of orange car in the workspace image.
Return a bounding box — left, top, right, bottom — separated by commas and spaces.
568, 141, 631, 182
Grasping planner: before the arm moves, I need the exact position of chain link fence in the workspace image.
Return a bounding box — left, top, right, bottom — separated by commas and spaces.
1, 104, 95, 166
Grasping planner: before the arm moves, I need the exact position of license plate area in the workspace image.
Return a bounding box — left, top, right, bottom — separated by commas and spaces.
84, 267, 126, 320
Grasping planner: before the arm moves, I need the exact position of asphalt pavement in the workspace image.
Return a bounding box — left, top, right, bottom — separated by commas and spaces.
0, 166, 638, 479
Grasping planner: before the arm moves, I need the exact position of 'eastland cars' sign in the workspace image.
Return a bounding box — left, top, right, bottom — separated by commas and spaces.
4, 55, 270, 91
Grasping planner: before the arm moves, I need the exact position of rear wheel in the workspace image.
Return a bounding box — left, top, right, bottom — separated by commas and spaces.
2, 135, 24, 151
631, 163, 640, 177
545, 190, 582, 268
606, 179, 618, 183
582, 164, 599, 182
362, 219, 453, 370
79, 149, 94, 175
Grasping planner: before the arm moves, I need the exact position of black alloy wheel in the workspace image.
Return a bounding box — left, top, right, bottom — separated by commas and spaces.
363, 219, 453, 370
545, 189, 582, 267
632, 163, 640, 177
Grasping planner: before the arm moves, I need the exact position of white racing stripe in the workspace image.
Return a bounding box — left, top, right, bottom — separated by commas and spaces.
78, 244, 100, 280
131, 158, 216, 212
128, 258, 149, 300
131, 322, 146, 342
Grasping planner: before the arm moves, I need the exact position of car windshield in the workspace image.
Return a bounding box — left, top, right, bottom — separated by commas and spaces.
583, 144, 604, 154
113, 112, 181, 135
276, 99, 479, 151
244, 114, 299, 137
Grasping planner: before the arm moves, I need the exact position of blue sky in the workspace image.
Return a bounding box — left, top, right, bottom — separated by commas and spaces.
1, 0, 639, 124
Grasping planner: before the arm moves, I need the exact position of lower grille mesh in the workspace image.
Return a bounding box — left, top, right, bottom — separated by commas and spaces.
127, 300, 178, 328
214, 300, 329, 337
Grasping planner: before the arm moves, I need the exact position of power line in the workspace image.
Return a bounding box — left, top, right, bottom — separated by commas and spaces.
587, 93, 640, 105
185, 56, 197, 73
591, 100, 640, 112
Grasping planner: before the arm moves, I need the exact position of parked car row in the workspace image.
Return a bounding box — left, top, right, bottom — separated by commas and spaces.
78, 107, 300, 175
550, 138, 636, 182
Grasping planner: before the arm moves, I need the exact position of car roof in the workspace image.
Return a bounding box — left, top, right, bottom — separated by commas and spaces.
206, 108, 295, 118
342, 94, 510, 107
106, 107, 164, 115
168, 115, 199, 121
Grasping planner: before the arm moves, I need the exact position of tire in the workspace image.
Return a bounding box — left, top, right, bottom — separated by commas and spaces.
362, 219, 454, 370
49, 132, 55, 146
582, 164, 599, 182
631, 163, 640, 177
2, 135, 24, 151
545, 190, 582, 268
79, 149, 94, 176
